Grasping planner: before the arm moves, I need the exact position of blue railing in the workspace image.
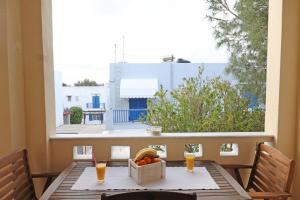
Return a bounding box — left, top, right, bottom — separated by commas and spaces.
113, 109, 147, 123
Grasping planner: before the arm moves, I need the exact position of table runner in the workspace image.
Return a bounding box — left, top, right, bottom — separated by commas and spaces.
71, 167, 219, 190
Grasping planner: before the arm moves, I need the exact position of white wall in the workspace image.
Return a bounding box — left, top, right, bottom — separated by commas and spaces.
54, 71, 64, 127
62, 85, 108, 110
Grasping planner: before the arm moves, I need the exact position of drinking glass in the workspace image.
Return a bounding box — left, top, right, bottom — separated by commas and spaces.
96, 163, 106, 183
185, 153, 195, 172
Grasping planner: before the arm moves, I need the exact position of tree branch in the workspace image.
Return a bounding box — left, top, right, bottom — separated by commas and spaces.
217, 0, 240, 19
207, 15, 230, 23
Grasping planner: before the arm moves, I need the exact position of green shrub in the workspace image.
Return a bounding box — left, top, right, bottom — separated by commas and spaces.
142, 67, 265, 133
142, 67, 265, 152
70, 106, 83, 124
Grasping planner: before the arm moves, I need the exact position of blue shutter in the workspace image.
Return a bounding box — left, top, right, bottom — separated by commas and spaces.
89, 114, 93, 121
139, 98, 147, 109
129, 98, 147, 109
129, 98, 147, 121
92, 96, 100, 108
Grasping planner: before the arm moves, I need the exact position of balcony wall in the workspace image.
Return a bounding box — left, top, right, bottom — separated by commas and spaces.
49, 132, 273, 171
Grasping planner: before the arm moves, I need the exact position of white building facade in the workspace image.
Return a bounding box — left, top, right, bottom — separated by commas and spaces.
63, 86, 108, 110
107, 62, 231, 128
55, 71, 64, 127
55, 74, 109, 128
62, 85, 108, 125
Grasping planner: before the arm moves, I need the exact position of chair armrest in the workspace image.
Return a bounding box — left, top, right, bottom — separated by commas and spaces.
221, 164, 253, 169
32, 172, 60, 178
32, 172, 61, 193
249, 191, 291, 199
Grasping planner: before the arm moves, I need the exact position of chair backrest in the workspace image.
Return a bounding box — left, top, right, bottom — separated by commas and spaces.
247, 143, 295, 193
101, 191, 197, 200
0, 149, 36, 200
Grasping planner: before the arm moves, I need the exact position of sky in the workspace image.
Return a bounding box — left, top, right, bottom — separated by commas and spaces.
52, 0, 229, 85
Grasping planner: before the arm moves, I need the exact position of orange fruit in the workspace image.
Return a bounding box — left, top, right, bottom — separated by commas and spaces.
138, 160, 147, 166
151, 157, 156, 163
144, 156, 152, 164
153, 158, 161, 163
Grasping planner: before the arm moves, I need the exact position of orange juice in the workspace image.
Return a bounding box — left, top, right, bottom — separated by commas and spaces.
96, 163, 106, 183
185, 153, 195, 172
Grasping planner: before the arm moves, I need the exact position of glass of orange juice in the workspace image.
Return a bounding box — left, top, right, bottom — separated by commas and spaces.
185, 153, 195, 172
96, 163, 106, 183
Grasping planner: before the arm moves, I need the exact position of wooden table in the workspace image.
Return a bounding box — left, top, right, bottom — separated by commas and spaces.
40, 161, 251, 200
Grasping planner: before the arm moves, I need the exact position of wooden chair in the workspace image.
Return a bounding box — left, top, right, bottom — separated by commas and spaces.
0, 149, 60, 200
101, 191, 197, 200
222, 143, 295, 200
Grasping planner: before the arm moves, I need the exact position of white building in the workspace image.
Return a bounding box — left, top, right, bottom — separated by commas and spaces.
62, 85, 108, 125
63, 86, 108, 110
54, 70, 109, 127
107, 62, 232, 128
55, 71, 64, 127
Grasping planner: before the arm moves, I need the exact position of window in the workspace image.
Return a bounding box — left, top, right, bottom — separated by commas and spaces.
67, 95, 72, 102
75, 96, 79, 101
